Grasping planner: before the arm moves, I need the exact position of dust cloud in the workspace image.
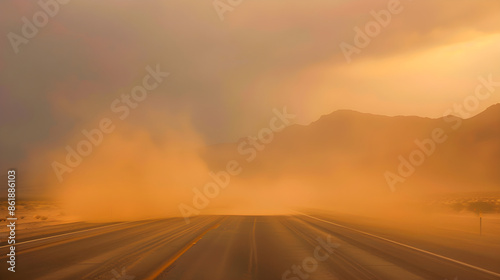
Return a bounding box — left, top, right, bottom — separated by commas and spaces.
43, 120, 208, 221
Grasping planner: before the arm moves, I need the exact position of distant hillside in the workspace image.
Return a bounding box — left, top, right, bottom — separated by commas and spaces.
201, 104, 500, 195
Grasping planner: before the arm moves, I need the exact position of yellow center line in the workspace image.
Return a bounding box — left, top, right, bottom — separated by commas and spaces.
144, 221, 222, 280
252, 217, 258, 274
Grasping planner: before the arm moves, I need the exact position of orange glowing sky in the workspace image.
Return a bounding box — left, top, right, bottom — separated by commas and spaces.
1, 0, 500, 198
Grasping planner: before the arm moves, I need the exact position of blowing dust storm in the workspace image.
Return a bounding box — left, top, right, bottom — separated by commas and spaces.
48, 121, 208, 221
37, 107, 489, 223
44, 120, 312, 221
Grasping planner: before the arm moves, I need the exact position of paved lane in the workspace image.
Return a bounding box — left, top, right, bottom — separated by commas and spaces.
0, 217, 222, 280
1, 214, 499, 280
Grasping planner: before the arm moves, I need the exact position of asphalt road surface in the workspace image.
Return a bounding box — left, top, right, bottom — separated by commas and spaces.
1, 213, 499, 280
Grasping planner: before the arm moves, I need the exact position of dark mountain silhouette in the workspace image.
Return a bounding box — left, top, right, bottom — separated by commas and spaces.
201, 104, 500, 195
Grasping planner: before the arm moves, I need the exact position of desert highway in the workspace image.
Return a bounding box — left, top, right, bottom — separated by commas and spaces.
1, 214, 499, 280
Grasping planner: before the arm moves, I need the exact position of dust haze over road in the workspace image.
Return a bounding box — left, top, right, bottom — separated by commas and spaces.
2, 0, 500, 279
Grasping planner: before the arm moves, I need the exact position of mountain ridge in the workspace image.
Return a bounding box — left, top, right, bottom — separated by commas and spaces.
201, 103, 500, 195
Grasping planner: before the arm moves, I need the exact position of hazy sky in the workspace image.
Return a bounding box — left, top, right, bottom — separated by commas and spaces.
1, 0, 500, 196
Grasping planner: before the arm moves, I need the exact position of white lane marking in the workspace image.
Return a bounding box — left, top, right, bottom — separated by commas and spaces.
0, 221, 140, 249
293, 211, 500, 278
